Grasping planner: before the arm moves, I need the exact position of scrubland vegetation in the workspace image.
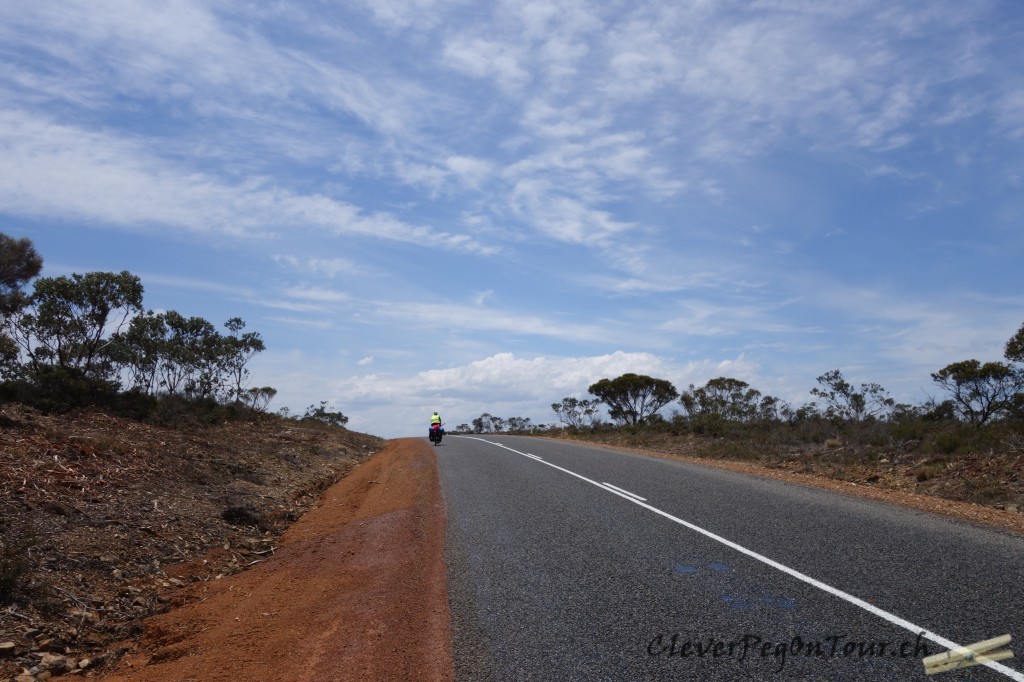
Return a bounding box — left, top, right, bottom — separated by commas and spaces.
460, 332, 1024, 510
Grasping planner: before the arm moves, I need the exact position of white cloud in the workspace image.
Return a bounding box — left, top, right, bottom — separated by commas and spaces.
136, 273, 256, 299
374, 299, 612, 343
577, 1, 1003, 162
798, 278, 1024, 370
282, 286, 351, 304
507, 178, 633, 245
393, 160, 451, 194
440, 0, 602, 91
658, 299, 822, 338
0, 0, 433, 140
472, 290, 495, 306
356, 0, 454, 30
265, 315, 336, 330
0, 110, 495, 252
273, 255, 362, 278
442, 36, 531, 92
996, 89, 1024, 138
318, 350, 765, 436
391, 154, 496, 194
518, 100, 612, 140
3, 0, 1021, 439
257, 299, 330, 314
446, 155, 495, 188
334, 353, 626, 404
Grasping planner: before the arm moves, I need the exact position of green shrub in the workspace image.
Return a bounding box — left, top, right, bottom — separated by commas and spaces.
690, 413, 727, 437
931, 430, 964, 455
0, 366, 120, 413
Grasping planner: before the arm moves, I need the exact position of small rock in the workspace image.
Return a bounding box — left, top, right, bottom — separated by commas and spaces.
1007, 504, 1019, 514
44, 640, 65, 654
68, 608, 100, 625
15, 672, 36, 682
38, 652, 69, 673
78, 657, 92, 669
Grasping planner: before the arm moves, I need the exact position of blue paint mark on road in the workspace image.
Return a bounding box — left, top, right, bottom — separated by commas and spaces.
763, 595, 796, 609
672, 560, 795, 611
721, 594, 754, 610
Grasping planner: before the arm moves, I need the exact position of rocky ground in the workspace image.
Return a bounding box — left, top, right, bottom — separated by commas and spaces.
0, 404, 383, 681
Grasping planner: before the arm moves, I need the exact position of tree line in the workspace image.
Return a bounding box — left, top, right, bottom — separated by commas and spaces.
550, 324, 1024, 432
452, 413, 541, 434
448, 324, 1024, 444
0, 233, 275, 417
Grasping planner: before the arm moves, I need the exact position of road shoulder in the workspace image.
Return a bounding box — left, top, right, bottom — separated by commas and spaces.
101, 438, 452, 682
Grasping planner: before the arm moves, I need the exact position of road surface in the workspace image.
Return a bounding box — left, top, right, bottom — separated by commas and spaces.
437, 435, 1024, 681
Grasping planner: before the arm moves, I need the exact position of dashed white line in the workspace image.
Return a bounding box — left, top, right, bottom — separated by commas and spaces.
601, 482, 647, 501
457, 436, 1024, 681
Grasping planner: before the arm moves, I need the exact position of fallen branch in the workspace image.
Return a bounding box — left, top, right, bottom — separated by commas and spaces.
4, 607, 34, 622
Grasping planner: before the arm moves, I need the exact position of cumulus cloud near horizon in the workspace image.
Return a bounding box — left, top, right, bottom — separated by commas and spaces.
317, 350, 766, 436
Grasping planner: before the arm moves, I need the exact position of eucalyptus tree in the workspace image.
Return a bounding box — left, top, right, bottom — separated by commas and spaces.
931, 360, 1021, 426
9, 271, 143, 379
588, 373, 678, 425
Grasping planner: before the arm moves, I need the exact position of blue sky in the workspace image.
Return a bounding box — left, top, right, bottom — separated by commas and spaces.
2, 1, 1022, 437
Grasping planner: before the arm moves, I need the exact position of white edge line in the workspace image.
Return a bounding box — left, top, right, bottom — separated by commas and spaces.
458, 436, 1024, 681
602, 482, 647, 502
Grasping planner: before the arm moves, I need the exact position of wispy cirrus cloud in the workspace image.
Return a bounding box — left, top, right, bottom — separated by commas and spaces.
0, 110, 496, 252
373, 299, 614, 343
282, 286, 352, 304
442, 37, 532, 93
272, 255, 363, 278
657, 299, 822, 338
0, 1, 430, 137
3, 0, 1021, 439
996, 89, 1024, 138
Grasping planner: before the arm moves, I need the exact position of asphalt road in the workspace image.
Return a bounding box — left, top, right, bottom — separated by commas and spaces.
435, 435, 1024, 681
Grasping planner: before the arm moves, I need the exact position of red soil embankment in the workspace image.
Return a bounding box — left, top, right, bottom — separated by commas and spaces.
101, 438, 452, 682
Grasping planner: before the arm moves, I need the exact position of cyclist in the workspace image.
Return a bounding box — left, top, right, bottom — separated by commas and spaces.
429, 411, 443, 439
